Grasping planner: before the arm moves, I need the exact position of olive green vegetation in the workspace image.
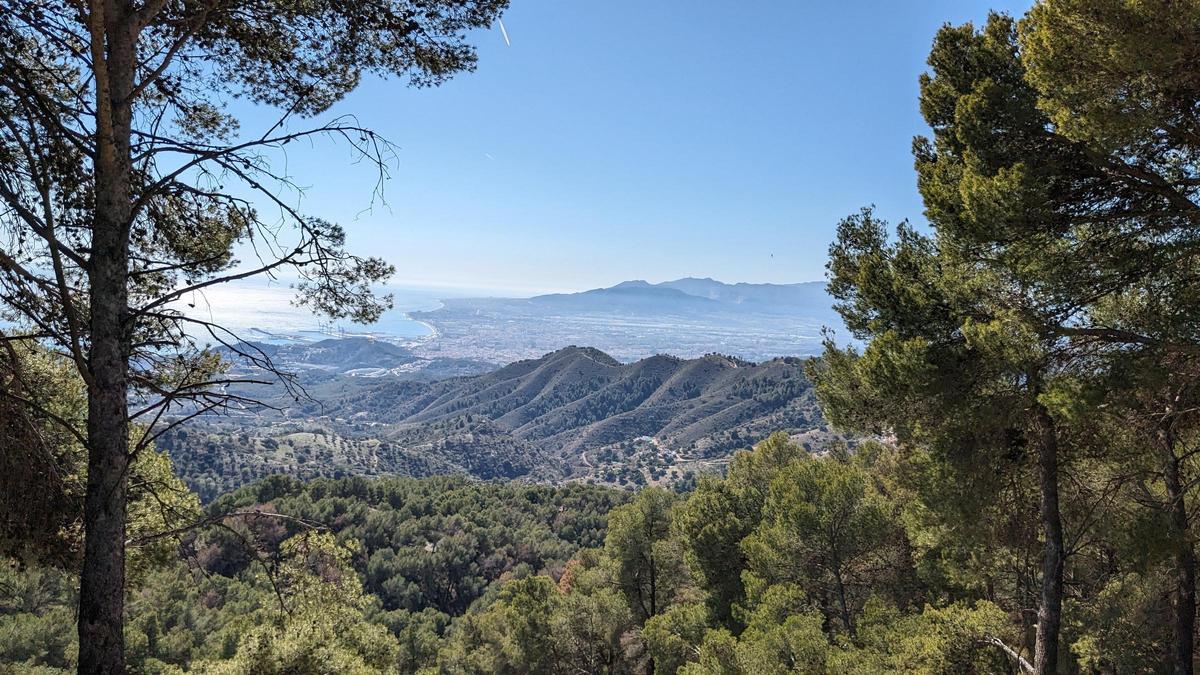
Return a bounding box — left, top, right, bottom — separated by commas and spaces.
0, 371, 1187, 672
2, 0, 509, 668
0, 344, 201, 577
813, 1, 1200, 672
4, 434, 1034, 674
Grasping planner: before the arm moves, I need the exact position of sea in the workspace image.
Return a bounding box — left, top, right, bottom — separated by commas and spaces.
176, 278, 488, 346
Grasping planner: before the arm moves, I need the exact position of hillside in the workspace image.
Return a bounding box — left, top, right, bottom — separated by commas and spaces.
163, 345, 833, 499
224, 337, 495, 379
319, 345, 820, 454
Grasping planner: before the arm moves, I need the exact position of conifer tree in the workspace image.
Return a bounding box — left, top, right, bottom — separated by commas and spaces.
0, 0, 508, 669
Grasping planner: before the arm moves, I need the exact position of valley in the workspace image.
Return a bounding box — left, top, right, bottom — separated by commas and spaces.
163, 344, 837, 500
160, 276, 846, 501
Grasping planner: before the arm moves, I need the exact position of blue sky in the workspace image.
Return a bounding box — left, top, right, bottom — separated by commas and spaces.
236, 0, 1032, 295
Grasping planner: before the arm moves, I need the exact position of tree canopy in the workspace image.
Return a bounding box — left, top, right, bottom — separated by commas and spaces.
1, 0, 508, 668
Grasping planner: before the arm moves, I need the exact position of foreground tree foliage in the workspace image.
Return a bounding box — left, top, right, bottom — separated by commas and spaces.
814, 2, 1200, 673
1, 345, 201, 574
0, 0, 508, 669
4, 427, 1195, 673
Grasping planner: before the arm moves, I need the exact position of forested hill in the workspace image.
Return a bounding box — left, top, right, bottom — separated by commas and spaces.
313, 345, 819, 455
6, 435, 1091, 673
163, 346, 830, 499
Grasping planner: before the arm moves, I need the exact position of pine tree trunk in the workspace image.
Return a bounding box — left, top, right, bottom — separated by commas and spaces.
77, 2, 134, 671
1162, 427, 1196, 675
832, 553, 855, 638
1031, 403, 1063, 675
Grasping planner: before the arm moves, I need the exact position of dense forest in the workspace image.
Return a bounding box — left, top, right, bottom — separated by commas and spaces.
0, 435, 1043, 672
5, 0, 1200, 673
7, 430, 1179, 672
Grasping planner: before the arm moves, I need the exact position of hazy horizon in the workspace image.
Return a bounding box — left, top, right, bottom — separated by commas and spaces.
208, 272, 832, 301
225, 0, 1032, 293
178, 274, 843, 358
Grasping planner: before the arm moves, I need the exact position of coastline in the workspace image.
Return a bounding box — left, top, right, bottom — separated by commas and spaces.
408, 317, 441, 343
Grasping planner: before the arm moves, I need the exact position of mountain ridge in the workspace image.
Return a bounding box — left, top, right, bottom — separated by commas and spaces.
165, 344, 833, 499
526, 277, 830, 313
300, 344, 825, 471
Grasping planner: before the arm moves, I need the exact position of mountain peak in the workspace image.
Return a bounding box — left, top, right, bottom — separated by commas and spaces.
524, 277, 836, 320
545, 345, 621, 366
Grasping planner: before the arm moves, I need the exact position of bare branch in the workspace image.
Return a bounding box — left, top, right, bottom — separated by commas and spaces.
125, 508, 326, 547
979, 636, 1035, 674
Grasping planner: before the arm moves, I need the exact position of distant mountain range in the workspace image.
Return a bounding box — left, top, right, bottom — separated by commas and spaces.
409, 277, 840, 363
166, 345, 836, 500
170, 279, 846, 499
528, 278, 835, 315
656, 277, 834, 311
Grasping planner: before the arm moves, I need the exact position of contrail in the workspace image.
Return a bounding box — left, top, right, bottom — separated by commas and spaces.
499, 18, 511, 46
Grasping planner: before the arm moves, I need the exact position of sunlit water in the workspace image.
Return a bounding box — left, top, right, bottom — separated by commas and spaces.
175, 278, 490, 345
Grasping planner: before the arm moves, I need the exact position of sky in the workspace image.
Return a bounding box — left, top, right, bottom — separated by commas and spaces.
233, 0, 1033, 295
